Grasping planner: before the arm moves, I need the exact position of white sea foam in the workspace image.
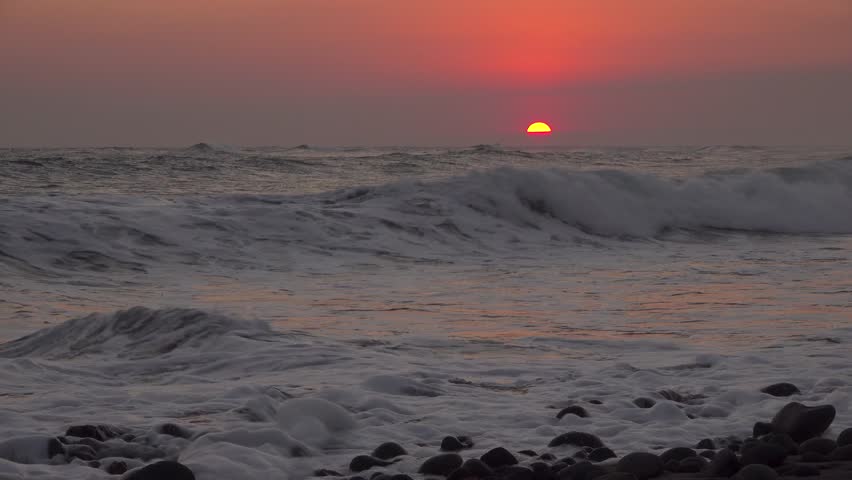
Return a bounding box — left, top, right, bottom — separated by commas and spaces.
1, 147, 850, 479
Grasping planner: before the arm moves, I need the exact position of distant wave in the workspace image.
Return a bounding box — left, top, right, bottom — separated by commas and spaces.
0, 158, 850, 277
0, 307, 273, 359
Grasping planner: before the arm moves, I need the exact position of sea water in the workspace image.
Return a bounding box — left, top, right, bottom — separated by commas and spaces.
0, 144, 850, 478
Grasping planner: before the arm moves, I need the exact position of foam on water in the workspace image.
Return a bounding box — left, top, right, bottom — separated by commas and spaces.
1, 146, 851, 478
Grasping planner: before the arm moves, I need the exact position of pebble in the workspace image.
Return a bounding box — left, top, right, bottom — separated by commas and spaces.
615, 452, 663, 480
314, 469, 343, 477
440, 436, 465, 452
733, 463, 778, 480
588, 447, 617, 462
419, 453, 462, 476
350, 455, 393, 472
518, 450, 538, 457
125, 461, 195, 480
760, 382, 801, 397
372, 442, 407, 460
556, 461, 607, 480
830, 444, 852, 461
707, 448, 740, 477
65, 425, 126, 442
659, 447, 695, 464
759, 432, 798, 455
740, 442, 787, 467
597, 474, 638, 480
156, 423, 193, 439
677, 456, 707, 473
548, 432, 604, 448
695, 438, 715, 449
798, 437, 836, 455
480, 447, 518, 468
556, 406, 589, 419
837, 427, 852, 447
462, 458, 493, 477
770, 402, 836, 442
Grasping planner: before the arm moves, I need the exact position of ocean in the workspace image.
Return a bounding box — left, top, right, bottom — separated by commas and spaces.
0, 144, 850, 479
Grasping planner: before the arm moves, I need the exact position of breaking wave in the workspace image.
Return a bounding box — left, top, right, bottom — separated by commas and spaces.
0, 158, 850, 277
0, 307, 273, 359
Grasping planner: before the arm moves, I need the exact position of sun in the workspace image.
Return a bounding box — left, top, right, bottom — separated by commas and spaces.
526, 121, 552, 136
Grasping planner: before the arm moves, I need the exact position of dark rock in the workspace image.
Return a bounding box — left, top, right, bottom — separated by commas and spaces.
830, 444, 852, 461
798, 437, 836, 455
87, 461, 101, 469
753, 422, 775, 437
761, 382, 801, 397
519, 450, 538, 457
457, 436, 474, 448
481, 447, 518, 468
550, 463, 569, 474
461, 458, 493, 477
740, 442, 787, 467
759, 432, 798, 455
588, 400, 603, 405
657, 390, 684, 403
837, 427, 852, 447
707, 448, 740, 477
125, 461, 195, 480
106, 461, 128, 475
530, 462, 552, 480
350, 455, 393, 472
573, 451, 588, 460
372, 442, 407, 460
556, 461, 607, 480
596, 475, 637, 480
695, 438, 715, 449
96, 444, 166, 461
659, 447, 695, 464
770, 402, 836, 442
495, 466, 534, 480
557, 406, 589, 419
548, 432, 604, 448
156, 423, 193, 439
539, 453, 556, 461
555, 457, 576, 466
314, 469, 343, 477
733, 463, 778, 480
349, 477, 368, 480
419, 453, 463, 476
633, 398, 656, 409
441, 436, 465, 452
370, 475, 391, 480
389, 475, 413, 480
777, 464, 820, 477
65, 425, 126, 442
588, 447, 617, 462
677, 456, 706, 473
446, 469, 472, 480
800, 451, 828, 463
65, 444, 96, 461
699, 450, 716, 459
663, 460, 679, 473
291, 445, 309, 457
615, 452, 663, 480
47, 437, 64, 458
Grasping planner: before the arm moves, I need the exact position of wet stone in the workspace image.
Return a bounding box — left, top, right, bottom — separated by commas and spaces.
350, 455, 393, 472
616, 453, 663, 480
556, 406, 589, 419
125, 461, 195, 480
372, 442, 407, 460
548, 432, 604, 448
588, 447, 617, 462
419, 453, 463, 476
481, 447, 518, 469
633, 398, 656, 409
761, 383, 801, 397
695, 438, 715, 449
798, 437, 836, 455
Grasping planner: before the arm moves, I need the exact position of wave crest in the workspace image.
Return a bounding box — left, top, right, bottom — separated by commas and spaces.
0, 307, 272, 359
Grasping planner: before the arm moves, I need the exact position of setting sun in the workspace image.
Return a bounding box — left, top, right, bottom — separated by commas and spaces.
526, 121, 552, 136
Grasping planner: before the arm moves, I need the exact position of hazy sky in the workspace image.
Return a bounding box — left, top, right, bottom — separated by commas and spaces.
2, 0, 852, 146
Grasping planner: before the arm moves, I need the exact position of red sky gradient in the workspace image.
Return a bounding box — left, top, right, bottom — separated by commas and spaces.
2, 0, 852, 145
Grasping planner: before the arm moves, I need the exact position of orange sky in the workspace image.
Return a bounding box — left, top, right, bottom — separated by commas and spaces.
2, 0, 851, 145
